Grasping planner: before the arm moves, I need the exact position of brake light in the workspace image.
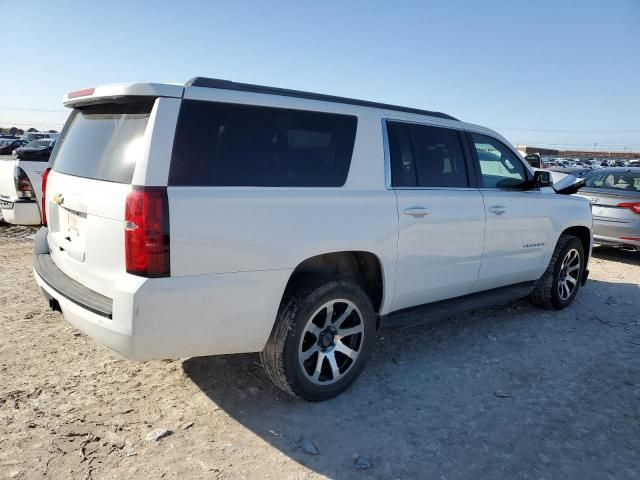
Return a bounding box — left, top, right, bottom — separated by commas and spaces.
14, 167, 36, 199
125, 187, 170, 277
41, 168, 51, 226
68, 88, 95, 99
617, 202, 640, 215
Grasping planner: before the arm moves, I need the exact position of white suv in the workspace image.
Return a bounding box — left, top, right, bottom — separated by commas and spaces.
34, 78, 593, 401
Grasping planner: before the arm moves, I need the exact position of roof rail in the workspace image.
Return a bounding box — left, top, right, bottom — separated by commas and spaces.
185, 77, 459, 121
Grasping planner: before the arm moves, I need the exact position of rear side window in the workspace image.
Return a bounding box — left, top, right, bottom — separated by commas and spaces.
51, 101, 153, 183
169, 100, 357, 187
585, 171, 640, 191
387, 121, 468, 188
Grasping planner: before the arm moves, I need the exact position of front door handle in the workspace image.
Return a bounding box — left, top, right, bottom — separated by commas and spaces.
404, 207, 432, 218
488, 205, 507, 215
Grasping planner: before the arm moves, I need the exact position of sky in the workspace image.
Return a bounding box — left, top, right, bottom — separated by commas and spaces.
1, 0, 639, 152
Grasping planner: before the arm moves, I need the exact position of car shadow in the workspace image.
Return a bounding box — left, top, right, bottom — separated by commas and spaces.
182, 278, 640, 479
592, 245, 640, 266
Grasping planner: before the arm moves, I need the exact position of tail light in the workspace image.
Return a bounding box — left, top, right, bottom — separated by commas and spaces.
14, 167, 36, 199
41, 168, 51, 226
125, 187, 170, 277
617, 202, 640, 215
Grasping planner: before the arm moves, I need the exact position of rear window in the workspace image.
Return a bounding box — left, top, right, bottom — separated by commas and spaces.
51, 101, 153, 183
169, 100, 357, 187
585, 171, 640, 191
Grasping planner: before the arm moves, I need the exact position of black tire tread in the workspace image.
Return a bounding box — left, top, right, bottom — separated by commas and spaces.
530, 234, 579, 310
261, 275, 366, 400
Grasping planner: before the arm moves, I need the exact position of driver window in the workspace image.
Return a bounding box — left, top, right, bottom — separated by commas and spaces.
471, 133, 527, 188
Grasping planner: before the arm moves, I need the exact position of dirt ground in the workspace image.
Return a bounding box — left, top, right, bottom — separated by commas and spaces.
0, 221, 639, 480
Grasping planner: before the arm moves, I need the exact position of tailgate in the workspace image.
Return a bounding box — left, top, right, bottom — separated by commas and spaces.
45, 99, 156, 298
46, 172, 132, 297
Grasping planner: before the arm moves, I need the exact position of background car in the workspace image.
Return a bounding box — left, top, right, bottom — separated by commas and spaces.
575, 167, 640, 251
0, 139, 28, 155
19, 132, 59, 142
14, 139, 56, 160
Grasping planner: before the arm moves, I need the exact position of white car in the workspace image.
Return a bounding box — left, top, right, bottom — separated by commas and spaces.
0, 145, 50, 225
34, 79, 593, 401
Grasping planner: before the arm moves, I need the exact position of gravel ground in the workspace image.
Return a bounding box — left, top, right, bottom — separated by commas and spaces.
0, 221, 639, 479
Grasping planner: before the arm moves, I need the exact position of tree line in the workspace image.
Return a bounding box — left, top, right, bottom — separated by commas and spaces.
0, 127, 59, 136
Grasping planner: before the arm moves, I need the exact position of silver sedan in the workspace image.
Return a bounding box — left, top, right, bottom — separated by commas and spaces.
576, 167, 640, 251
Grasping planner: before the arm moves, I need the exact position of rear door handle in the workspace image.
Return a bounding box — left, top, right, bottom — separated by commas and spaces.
403, 207, 432, 218
488, 205, 507, 215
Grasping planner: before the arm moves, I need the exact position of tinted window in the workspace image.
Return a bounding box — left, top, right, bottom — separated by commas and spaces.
471, 133, 527, 188
51, 101, 153, 183
585, 171, 640, 191
387, 122, 468, 188
169, 100, 357, 187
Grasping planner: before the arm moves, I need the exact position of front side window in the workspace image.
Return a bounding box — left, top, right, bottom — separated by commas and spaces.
387, 122, 468, 188
169, 101, 357, 187
471, 133, 527, 189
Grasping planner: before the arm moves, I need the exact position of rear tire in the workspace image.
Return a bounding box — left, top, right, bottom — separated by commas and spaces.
530, 234, 585, 310
260, 277, 376, 401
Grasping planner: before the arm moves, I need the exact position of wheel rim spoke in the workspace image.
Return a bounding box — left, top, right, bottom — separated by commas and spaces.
305, 323, 322, 338
312, 352, 326, 381
337, 324, 363, 339
567, 263, 580, 273
335, 341, 358, 359
566, 275, 577, 285
323, 303, 334, 328
301, 345, 319, 361
326, 351, 340, 379
334, 305, 354, 328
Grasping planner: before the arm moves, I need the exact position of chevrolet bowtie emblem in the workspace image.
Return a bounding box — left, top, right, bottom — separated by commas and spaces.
53, 193, 64, 206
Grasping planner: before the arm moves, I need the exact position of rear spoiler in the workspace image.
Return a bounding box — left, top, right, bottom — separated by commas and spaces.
63, 83, 184, 108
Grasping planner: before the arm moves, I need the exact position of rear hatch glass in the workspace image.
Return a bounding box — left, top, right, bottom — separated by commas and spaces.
52, 100, 154, 183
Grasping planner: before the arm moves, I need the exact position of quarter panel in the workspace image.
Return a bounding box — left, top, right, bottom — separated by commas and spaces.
168, 188, 399, 312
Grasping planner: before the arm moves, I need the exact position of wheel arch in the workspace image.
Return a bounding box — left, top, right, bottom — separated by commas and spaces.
282, 251, 385, 314
561, 225, 592, 264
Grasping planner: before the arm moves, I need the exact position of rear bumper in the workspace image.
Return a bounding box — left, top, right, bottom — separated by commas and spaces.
33, 228, 291, 361
0, 199, 41, 225
593, 218, 640, 249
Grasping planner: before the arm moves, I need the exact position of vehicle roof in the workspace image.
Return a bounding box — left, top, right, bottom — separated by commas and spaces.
587, 167, 640, 174
63, 78, 458, 121
186, 77, 459, 121
62, 79, 528, 149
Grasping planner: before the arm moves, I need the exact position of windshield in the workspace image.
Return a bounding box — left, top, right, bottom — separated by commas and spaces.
51, 100, 153, 183
25, 139, 52, 148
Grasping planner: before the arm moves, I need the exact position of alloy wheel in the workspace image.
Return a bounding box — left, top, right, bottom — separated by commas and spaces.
558, 248, 581, 301
298, 299, 365, 385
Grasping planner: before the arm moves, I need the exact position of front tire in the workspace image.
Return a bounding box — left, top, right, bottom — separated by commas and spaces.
530, 234, 585, 310
260, 278, 376, 401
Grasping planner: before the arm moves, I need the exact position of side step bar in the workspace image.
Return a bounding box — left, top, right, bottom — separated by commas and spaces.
381, 282, 536, 329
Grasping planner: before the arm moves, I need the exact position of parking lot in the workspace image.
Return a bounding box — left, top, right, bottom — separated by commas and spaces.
0, 221, 638, 479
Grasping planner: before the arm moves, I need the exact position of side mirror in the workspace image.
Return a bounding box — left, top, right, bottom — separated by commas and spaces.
533, 170, 553, 188
553, 175, 587, 195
